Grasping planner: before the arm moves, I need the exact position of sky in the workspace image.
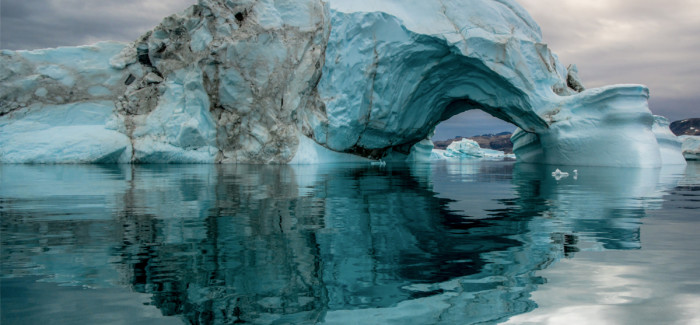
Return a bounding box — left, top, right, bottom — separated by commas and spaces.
1, 0, 698, 139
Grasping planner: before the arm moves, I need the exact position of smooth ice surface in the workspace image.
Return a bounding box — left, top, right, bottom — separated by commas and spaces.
0, 101, 132, 163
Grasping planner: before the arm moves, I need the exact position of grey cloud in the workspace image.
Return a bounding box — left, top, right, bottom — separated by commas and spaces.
519, 0, 700, 120
1, 0, 194, 50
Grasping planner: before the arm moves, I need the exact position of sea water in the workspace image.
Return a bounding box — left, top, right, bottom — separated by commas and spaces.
1, 161, 698, 324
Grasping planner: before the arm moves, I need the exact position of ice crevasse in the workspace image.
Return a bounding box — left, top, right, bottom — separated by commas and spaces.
0, 0, 686, 167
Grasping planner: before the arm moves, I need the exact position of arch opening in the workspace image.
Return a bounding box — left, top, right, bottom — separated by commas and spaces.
437, 99, 521, 138
432, 104, 519, 156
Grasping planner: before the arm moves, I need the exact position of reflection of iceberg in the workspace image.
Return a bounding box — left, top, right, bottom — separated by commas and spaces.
0, 162, 682, 324
678, 161, 700, 187
512, 163, 684, 250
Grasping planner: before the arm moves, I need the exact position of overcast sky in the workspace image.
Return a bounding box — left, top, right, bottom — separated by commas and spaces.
1, 0, 697, 139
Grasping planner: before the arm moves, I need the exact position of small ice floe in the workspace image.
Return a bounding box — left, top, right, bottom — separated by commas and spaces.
370, 159, 386, 167
573, 169, 578, 180
552, 168, 569, 180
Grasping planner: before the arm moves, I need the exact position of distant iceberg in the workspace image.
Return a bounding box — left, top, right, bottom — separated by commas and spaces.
0, 0, 686, 167
680, 136, 700, 160
430, 139, 513, 161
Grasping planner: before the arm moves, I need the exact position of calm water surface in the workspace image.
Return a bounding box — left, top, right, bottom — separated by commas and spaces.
1, 161, 698, 324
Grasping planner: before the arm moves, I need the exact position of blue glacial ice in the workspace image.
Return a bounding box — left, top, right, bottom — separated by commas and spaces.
0, 0, 687, 167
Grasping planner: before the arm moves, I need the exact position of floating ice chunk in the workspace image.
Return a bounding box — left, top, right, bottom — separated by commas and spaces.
552, 169, 569, 180
370, 160, 387, 167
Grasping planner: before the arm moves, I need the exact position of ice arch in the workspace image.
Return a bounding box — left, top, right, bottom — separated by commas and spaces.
308, 0, 685, 167
314, 11, 541, 155
310, 5, 551, 156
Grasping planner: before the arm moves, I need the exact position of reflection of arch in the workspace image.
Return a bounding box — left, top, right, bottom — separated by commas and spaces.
94, 164, 554, 324
108, 164, 570, 324
1, 163, 668, 324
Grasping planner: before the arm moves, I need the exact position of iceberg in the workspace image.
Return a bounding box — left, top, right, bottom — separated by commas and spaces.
679, 136, 700, 160
0, 0, 686, 167
432, 138, 511, 160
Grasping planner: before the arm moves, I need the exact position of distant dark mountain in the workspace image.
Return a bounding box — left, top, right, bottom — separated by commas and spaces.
471, 131, 513, 137
670, 118, 700, 136
433, 133, 513, 153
